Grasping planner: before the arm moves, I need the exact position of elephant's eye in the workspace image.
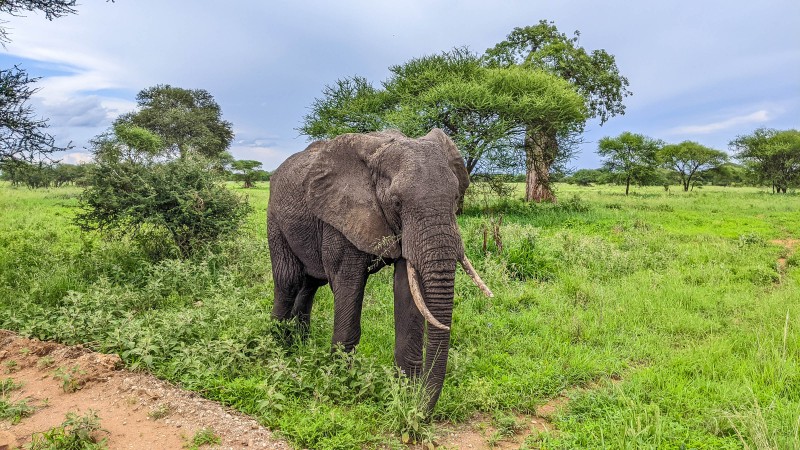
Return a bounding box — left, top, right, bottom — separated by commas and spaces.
391, 195, 401, 209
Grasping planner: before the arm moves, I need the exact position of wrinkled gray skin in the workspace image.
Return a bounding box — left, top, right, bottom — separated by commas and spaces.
267, 128, 470, 411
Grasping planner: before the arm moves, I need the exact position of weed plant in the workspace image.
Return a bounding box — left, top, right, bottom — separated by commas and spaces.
187, 427, 221, 449
26, 410, 107, 449
1, 182, 800, 448
0, 377, 35, 424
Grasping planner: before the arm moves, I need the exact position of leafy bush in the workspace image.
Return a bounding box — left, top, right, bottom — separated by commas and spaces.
76, 156, 251, 258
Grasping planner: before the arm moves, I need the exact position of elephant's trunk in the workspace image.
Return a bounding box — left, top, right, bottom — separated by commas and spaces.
402, 216, 460, 410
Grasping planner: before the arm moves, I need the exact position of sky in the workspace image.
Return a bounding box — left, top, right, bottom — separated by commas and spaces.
0, 0, 798, 170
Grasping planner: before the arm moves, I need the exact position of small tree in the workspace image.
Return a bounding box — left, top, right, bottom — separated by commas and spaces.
117, 85, 234, 160
658, 141, 728, 191
77, 125, 251, 258
598, 132, 662, 195
231, 159, 263, 188
731, 128, 800, 193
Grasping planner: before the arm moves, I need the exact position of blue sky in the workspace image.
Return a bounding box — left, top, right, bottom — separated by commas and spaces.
1, 0, 797, 170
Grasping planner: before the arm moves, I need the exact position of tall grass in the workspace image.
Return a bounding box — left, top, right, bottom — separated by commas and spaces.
1, 181, 799, 448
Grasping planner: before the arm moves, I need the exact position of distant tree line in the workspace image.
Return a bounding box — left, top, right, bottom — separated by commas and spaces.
0, 160, 90, 188
564, 128, 799, 194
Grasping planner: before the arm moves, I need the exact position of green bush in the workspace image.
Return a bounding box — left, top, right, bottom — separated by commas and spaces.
76, 157, 251, 258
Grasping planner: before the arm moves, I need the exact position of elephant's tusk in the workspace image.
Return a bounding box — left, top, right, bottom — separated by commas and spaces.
460, 256, 494, 298
407, 264, 450, 331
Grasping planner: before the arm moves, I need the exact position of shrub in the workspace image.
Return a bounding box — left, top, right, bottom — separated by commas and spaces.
76, 156, 251, 258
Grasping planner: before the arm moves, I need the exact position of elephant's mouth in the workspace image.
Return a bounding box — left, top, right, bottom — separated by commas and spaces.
406, 256, 493, 331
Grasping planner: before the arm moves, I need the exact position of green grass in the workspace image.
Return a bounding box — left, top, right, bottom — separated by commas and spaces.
1, 181, 799, 448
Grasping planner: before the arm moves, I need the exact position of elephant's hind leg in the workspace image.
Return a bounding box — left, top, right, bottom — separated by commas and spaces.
291, 276, 325, 336
269, 225, 304, 321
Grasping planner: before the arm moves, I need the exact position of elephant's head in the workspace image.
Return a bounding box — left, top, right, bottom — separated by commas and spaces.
304, 128, 492, 409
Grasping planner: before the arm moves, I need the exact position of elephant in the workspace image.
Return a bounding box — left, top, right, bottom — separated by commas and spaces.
267, 128, 492, 410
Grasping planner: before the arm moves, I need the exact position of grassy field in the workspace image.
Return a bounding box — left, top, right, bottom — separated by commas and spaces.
1, 181, 799, 449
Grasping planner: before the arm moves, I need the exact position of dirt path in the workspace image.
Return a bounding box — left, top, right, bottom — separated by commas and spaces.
0, 331, 289, 450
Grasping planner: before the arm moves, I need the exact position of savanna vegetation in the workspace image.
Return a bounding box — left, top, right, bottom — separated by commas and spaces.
2, 181, 799, 449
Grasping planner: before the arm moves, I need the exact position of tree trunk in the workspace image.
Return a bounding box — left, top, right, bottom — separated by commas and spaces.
524, 128, 557, 203
625, 176, 630, 195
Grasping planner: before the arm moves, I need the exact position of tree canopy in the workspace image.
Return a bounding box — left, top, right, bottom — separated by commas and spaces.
731, 128, 800, 193
484, 20, 631, 125
598, 132, 663, 195
230, 159, 264, 188
299, 45, 587, 194
117, 84, 234, 160
658, 141, 728, 191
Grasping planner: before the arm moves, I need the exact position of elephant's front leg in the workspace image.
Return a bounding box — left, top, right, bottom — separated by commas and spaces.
329, 272, 369, 351
393, 258, 424, 379
323, 226, 371, 351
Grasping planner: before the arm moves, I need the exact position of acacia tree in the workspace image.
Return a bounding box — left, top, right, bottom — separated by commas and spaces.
231, 159, 263, 188
598, 132, 662, 195
385, 49, 585, 176
731, 128, 800, 193
299, 48, 585, 180
299, 76, 393, 138
117, 85, 234, 160
484, 20, 631, 202
0, 1, 112, 163
658, 141, 728, 191
0, 66, 71, 163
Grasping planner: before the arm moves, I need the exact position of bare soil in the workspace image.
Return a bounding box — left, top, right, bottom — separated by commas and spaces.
772, 238, 799, 271
408, 397, 565, 450
0, 330, 289, 450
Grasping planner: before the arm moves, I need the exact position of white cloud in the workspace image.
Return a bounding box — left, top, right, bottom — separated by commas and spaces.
59, 152, 93, 164
669, 110, 771, 135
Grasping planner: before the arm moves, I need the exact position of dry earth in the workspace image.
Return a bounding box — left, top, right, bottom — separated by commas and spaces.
0, 330, 289, 450
772, 238, 799, 272
0, 330, 573, 450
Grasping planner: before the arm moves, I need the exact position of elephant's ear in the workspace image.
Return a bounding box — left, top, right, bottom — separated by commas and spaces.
422, 128, 470, 196
305, 134, 400, 258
